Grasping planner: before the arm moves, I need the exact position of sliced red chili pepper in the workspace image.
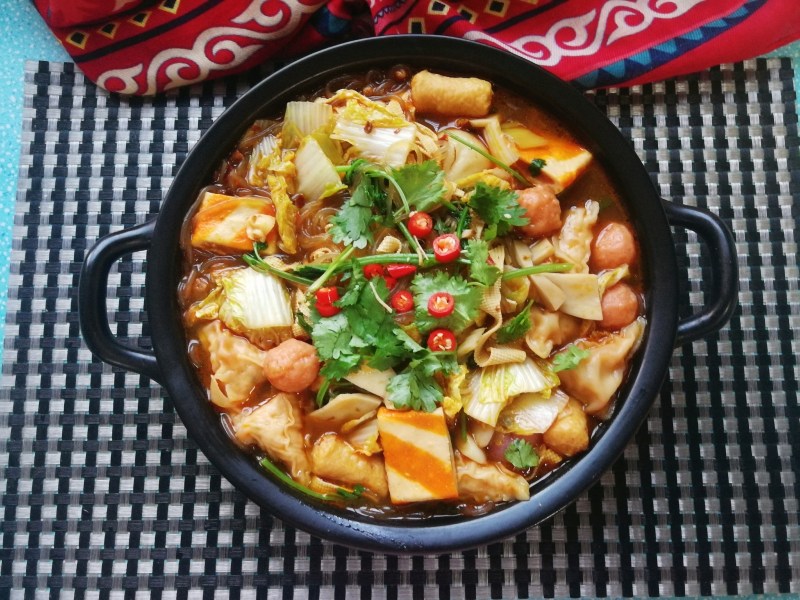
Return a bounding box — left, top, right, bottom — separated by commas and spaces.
390, 290, 414, 313
407, 211, 433, 237
427, 292, 455, 318
316, 301, 341, 318
382, 275, 398, 290
315, 286, 340, 306
427, 328, 457, 352
363, 264, 385, 280
385, 263, 417, 278
432, 233, 461, 263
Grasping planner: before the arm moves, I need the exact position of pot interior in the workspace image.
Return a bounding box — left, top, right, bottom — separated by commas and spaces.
146, 36, 679, 552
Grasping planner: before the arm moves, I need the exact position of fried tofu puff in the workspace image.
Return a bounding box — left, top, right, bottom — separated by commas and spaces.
411, 70, 493, 118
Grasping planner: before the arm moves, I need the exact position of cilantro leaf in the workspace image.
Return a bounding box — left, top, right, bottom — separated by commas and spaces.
496, 300, 534, 344
291, 264, 328, 280
320, 353, 363, 381
411, 272, 482, 334
468, 182, 529, 240
336, 484, 365, 500
394, 328, 425, 353
335, 266, 366, 308
311, 313, 366, 380
340, 158, 371, 185
387, 369, 442, 412
329, 176, 385, 249
504, 438, 539, 469
528, 158, 547, 176
391, 161, 446, 212
551, 344, 591, 372
386, 330, 459, 412
464, 239, 501, 286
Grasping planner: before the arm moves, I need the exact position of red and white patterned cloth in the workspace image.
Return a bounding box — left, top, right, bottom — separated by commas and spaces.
34, 0, 800, 94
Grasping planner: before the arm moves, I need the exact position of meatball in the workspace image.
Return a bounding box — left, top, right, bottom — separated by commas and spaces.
599, 283, 639, 330
542, 399, 589, 457
263, 339, 320, 393
516, 186, 562, 238
590, 222, 637, 271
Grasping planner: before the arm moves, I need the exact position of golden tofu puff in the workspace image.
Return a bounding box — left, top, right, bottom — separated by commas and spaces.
376, 407, 459, 503
410, 70, 493, 118
541, 398, 590, 458
455, 455, 530, 504
310, 433, 389, 500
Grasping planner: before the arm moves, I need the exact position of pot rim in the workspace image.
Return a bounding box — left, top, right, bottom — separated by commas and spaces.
146, 36, 679, 553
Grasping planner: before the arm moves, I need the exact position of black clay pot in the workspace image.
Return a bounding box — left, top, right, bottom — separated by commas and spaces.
78, 36, 738, 553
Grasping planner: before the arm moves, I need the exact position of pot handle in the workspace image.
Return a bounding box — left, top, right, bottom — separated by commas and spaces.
662, 199, 738, 346
78, 220, 163, 383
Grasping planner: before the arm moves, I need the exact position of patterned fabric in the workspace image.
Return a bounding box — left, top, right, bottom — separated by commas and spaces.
33, 0, 800, 94
1, 57, 799, 597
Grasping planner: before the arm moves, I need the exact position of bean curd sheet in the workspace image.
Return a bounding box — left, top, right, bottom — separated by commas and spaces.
178, 66, 646, 518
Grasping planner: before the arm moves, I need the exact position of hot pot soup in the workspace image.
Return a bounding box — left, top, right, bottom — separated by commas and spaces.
178, 66, 645, 516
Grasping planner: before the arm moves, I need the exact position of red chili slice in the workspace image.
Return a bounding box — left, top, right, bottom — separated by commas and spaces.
427, 292, 455, 318
407, 211, 433, 237
427, 328, 457, 352
390, 290, 414, 313
363, 264, 385, 279
432, 233, 461, 263
315, 286, 340, 306
386, 263, 417, 278
316, 302, 340, 318
382, 275, 398, 291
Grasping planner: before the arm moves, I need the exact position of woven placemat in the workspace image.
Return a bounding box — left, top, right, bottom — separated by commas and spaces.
1, 58, 799, 598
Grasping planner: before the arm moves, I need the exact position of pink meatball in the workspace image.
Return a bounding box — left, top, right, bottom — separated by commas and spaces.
590, 222, 637, 271
263, 339, 320, 393
516, 186, 562, 238
599, 283, 639, 330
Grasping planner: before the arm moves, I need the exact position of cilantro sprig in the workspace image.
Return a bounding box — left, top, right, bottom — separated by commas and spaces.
552, 344, 591, 372
496, 300, 534, 344
329, 160, 448, 250
386, 330, 459, 412
411, 271, 482, 334
504, 439, 540, 470
468, 183, 529, 241
464, 239, 501, 286
329, 173, 384, 249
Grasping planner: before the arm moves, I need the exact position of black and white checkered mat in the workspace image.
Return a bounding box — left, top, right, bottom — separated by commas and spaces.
1, 59, 798, 598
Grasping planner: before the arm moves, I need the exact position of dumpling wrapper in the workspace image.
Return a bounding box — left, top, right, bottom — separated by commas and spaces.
197, 321, 268, 409
235, 393, 311, 484
558, 318, 645, 415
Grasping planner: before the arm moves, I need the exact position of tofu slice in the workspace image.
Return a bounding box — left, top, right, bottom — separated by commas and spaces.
539, 150, 593, 193
376, 407, 459, 503
515, 136, 593, 193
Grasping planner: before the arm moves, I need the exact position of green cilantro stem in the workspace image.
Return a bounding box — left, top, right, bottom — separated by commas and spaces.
337, 163, 410, 216
446, 131, 529, 187
315, 378, 332, 407
260, 456, 340, 501
244, 251, 315, 287
501, 263, 574, 280
260, 456, 363, 502
306, 246, 356, 294
353, 253, 434, 266
456, 206, 470, 239
459, 411, 468, 442
396, 221, 427, 263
